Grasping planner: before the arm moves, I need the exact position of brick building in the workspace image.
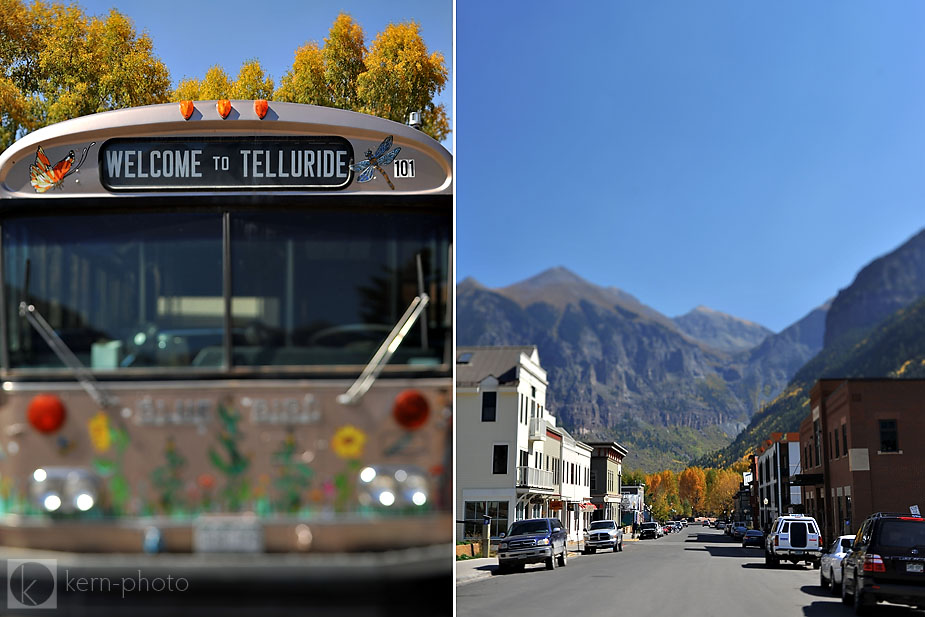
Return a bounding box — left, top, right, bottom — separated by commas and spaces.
794, 378, 925, 543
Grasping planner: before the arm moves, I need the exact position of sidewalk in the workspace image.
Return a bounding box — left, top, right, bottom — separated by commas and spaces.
456, 537, 638, 586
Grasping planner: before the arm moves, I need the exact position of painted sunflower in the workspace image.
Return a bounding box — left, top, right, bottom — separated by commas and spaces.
331, 425, 366, 459
88, 412, 111, 453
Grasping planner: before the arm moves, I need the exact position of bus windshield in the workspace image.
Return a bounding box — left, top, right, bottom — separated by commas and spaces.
4, 206, 449, 371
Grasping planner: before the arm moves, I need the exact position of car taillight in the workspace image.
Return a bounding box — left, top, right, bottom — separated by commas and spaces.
774, 536, 779, 547
863, 554, 886, 573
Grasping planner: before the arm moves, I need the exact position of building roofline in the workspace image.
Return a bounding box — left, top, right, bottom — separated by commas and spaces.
585, 441, 630, 458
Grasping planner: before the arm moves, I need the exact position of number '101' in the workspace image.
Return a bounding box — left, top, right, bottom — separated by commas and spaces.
393, 159, 415, 178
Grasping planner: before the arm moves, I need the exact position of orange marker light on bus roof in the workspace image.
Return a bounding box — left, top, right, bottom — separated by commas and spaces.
217, 99, 232, 119
392, 390, 429, 430
179, 100, 194, 120
254, 99, 269, 119
27, 394, 66, 434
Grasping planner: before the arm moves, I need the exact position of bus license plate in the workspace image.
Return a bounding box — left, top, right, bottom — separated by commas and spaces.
193, 516, 264, 553
908, 563, 924, 573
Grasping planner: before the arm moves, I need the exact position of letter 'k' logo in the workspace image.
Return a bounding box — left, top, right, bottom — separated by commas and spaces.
7, 560, 57, 609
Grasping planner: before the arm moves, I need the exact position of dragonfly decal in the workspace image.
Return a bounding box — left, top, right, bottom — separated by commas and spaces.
30, 142, 95, 193
350, 136, 401, 190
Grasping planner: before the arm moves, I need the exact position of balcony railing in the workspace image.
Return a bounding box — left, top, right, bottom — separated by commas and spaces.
517, 466, 556, 491
528, 417, 546, 442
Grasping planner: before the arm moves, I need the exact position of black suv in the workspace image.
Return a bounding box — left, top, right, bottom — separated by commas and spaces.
841, 512, 925, 615
497, 518, 568, 573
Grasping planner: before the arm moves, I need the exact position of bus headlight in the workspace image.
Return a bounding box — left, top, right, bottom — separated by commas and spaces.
43, 493, 62, 512
30, 467, 100, 514
356, 465, 430, 509
75, 493, 95, 512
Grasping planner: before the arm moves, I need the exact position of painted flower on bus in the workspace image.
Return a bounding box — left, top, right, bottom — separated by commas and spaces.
88, 411, 111, 452
331, 425, 366, 459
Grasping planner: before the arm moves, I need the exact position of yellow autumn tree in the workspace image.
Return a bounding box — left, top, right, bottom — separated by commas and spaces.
323, 13, 365, 110
275, 42, 328, 106
199, 65, 231, 100
356, 21, 449, 141
704, 468, 741, 516
230, 59, 274, 100
170, 13, 450, 142
679, 467, 707, 514
171, 77, 201, 102
1, 0, 170, 149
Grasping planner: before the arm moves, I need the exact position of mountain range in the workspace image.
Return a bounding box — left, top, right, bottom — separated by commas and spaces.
458, 268, 826, 469
458, 228, 925, 471
702, 228, 925, 466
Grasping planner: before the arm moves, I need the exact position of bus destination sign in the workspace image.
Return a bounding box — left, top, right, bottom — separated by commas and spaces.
100, 137, 354, 191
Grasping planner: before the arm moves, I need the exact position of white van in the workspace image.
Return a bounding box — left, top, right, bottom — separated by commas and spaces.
765, 514, 823, 568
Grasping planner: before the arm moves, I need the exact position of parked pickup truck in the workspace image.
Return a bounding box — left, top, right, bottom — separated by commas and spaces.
583, 519, 624, 553
765, 514, 823, 568
497, 517, 568, 573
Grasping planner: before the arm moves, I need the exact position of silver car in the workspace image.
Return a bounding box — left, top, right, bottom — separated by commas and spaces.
583, 520, 624, 553
819, 535, 854, 593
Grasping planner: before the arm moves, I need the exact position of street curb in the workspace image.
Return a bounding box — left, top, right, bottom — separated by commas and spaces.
456, 538, 637, 586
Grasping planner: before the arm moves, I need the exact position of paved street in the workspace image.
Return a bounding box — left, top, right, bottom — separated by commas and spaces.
456, 527, 924, 617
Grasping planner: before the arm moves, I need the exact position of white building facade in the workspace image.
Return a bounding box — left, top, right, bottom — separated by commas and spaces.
757, 432, 803, 530
456, 346, 594, 542
556, 429, 593, 543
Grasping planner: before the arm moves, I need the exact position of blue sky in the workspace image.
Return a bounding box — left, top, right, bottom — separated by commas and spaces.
457, 2, 925, 332
76, 0, 453, 148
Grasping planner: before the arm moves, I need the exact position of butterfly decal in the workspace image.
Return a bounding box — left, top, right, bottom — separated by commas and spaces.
350, 136, 401, 190
29, 142, 95, 193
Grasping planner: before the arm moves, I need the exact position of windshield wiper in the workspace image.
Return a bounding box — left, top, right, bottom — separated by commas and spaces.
18, 260, 115, 409
337, 293, 429, 406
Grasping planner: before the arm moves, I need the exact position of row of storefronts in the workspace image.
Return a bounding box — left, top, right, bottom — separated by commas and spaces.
456, 346, 639, 542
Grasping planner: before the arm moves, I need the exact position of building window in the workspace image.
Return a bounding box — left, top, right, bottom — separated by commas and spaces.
590, 471, 598, 492
842, 423, 848, 455
834, 426, 840, 458
481, 391, 497, 422
879, 419, 899, 453
463, 500, 509, 539
492, 444, 508, 474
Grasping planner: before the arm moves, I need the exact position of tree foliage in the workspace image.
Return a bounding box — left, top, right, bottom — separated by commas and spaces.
323, 13, 365, 110
357, 21, 449, 139
230, 59, 274, 100
0, 0, 170, 149
272, 13, 450, 141
640, 464, 745, 520
0, 5, 450, 149
2, 6, 450, 149
678, 467, 707, 513
275, 42, 327, 106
